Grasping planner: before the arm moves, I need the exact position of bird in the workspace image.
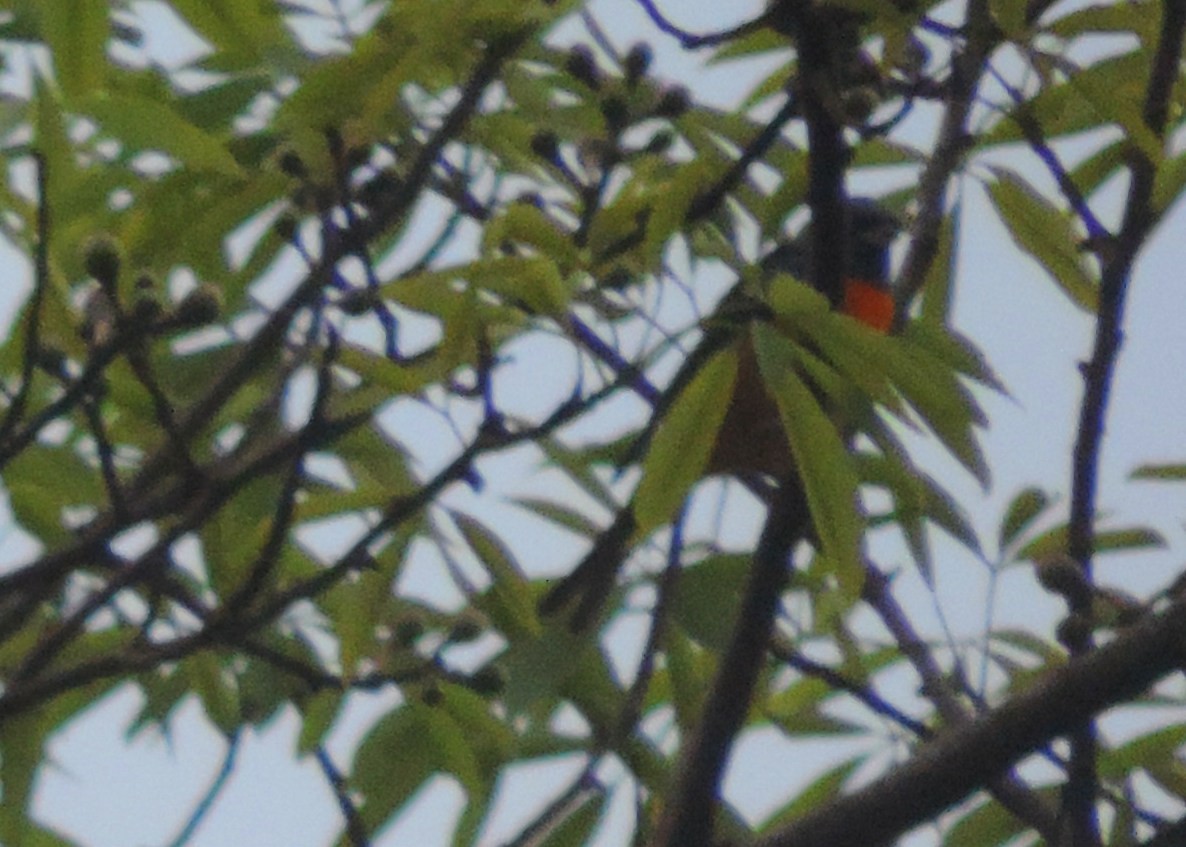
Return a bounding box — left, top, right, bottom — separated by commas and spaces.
539, 198, 901, 630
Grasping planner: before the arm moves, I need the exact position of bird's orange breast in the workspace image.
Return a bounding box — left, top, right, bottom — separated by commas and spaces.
842, 278, 894, 333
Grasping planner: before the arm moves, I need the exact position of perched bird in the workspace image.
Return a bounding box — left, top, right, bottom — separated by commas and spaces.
539, 198, 901, 630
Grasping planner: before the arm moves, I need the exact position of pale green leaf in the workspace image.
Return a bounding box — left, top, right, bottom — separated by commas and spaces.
1132, 462, 1186, 481
1017, 523, 1165, 561
0, 710, 48, 847
536, 792, 606, 847
919, 200, 959, 326
1065, 55, 1162, 159
297, 691, 346, 755
83, 93, 243, 176
877, 328, 990, 486
4, 445, 102, 543
170, 0, 286, 65
40, 0, 107, 101
665, 624, 713, 731
763, 760, 863, 830
453, 512, 540, 640
999, 486, 1052, 551
632, 345, 736, 538
753, 323, 863, 595
500, 627, 597, 715
673, 553, 749, 649
645, 160, 711, 265
943, 795, 1030, 847
353, 701, 478, 831
987, 167, 1098, 312
184, 653, 240, 733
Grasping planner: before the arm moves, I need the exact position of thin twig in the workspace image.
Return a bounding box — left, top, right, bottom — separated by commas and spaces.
633, 0, 767, 49
163, 731, 241, 847
0, 151, 51, 449
316, 747, 371, 847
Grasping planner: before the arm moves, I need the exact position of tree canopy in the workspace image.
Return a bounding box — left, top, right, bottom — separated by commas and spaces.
1, 1, 1185, 846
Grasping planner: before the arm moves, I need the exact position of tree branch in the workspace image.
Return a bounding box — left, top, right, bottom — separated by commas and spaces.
1062, 3, 1186, 841
753, 595, 1186, 847
653, 479, 809, 847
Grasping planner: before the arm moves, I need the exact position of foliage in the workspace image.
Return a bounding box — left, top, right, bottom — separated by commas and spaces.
0, 1, 1184, 846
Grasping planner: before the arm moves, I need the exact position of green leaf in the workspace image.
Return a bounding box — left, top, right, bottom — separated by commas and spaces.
482, 202, 581, 273
454, 512, 540, 640
11, 821, 81, 847
673, 553, 750, 649
1064, 54, 1162, 160
789, 303, 906, 419
4, 445, 103, 543
903, 321, 1006, 393
753, 323, 863, 595
511, 496, 604, 539
40, 0, 107, 101
1101, 722, 1186, 779
765, 675, 850, 735
0, 711, 48, 847
762, 759, 863, 831
1069, 138, 1127, 200
128, 666, 189, 739
537, 791, 607, 847
438, 685, 514, 783
455, 256, 573, 316
1045, 0, 1159, 40
999, 486, 1052, 551
919, 200, 959, 327
176, 74, 276, 132
1093, 527, 1165, 553
1017, 523, 1165, 561
202, 473, 286, 598
352, 700, 479, 832
180, 177, 291, 276
1153, 149, 1186, 214
298, 691, 346, 755
1132, 462, 1186, 481
184, 652, 240, 733
82, 93, 243, 176
500, 627, 597, 715
857, 448, 981, 584
632, 345, 736, 538
878, 327, 990, 486
987, 167, 1098, 312
645, 160, 712, 265
981, 52, 1148, 147
664, 624, 713, 731
990, 0, 1030, 35
170, 0, 286, 66
32, 76, 81, 215
942, 795, 1030, 847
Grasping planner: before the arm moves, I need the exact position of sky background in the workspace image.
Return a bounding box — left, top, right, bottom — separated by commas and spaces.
7, 0, 1186, 845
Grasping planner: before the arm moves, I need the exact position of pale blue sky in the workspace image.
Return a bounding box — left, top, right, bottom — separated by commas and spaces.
13, 1, 1186, 845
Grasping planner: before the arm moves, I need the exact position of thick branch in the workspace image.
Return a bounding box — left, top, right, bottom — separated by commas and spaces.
653, 480, 809, 847
893, 0, 995, 324
753, 597, 1186, 847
